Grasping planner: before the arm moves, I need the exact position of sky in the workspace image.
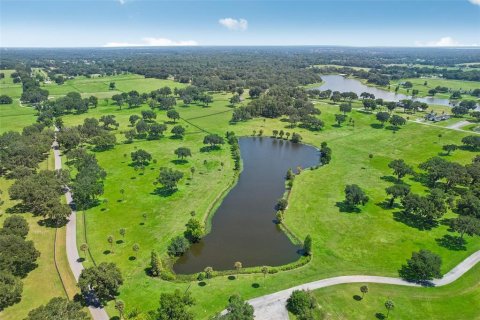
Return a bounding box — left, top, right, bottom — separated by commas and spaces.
0, 0, 479, 47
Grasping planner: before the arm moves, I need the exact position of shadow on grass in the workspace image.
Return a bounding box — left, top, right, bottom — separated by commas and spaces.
353, 295, 362, 301
436, 234, 467, 251
198, 281, 206, 287
129, 256, 136, 261
103, 250, 111, 255
171, 159, 189, 165
370, 123, 384, 129
336, 201, 361, 213
380, 175, 400, 184
393, 211, 438, 230
375, 313, 386, 320
151, 187, 177, 197
251, 283, 260, 288
116, 240, 124, 244
228, 275, 236, 280
200, 145, 221, 153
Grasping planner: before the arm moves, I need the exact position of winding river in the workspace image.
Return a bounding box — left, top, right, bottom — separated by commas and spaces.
174, 137, 319, 274
316, 74, 453, 106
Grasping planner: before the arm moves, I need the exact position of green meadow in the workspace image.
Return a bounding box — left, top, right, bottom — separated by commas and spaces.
1, 72, 479, 319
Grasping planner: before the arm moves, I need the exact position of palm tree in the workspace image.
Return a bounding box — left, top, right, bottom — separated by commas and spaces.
261, 266, 269, 285
190, 167, 195, 179
132, 243, 140, 259
234, 261, 242, 279
204, 266, 213, 282
119, 228, 126, 240
385, 299, 394, 318
115, 300, 125, 319
80, 243, 88, 260
120, 189, 125, 201
107, 235, 114, 253
360, 285, 368, 299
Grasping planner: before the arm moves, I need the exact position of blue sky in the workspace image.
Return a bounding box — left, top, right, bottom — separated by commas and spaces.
1, 0, 479, 47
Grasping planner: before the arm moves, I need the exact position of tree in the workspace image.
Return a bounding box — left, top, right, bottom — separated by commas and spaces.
320, 142, 332, 165
80, 243, 88, 260
174, 147, 192, 160
215, 294, 254, 320
131, 149, 152, 167
376, 112, 390, 126
388, 159, 413, 181
0, 271, 23, 311
0, 234, 40, 277
141, 110, 157, 121
148, 123, 168, 140
399, 249, 442, 282
0, 95, 13, 104
339, 103, 352, 115
119, 228, 126, 240
385, 184, 410, 207
334, 114, 347, 126
25, 297, 88, 320
249, 87, 262, 98
203, 134, 225, 148
286, 290, 317, 319
190, 167, 195, 179
128, 115, 140, 127
360, 285, 368, 299
1, 215, 29, 238
150, 250, 162, 276
157, 167, 183, 191
389, 114, 406, 129
156, 289, 195, 320
303, 235, 312, 256
167, 236, 189, 256
385, 300, 394, 318
132, 243, 140, 259
442, 144, 457, 155
451, 216, 480, 239
275, 198, 288, 211
109, 82, 116, 90
167, 109, 180, 123
291, 132, 302, 143
344, 184, 369, 207
261, 266, 269, 279
115, 300, 125, 320
234, 261, 242, 278
230, 94, 241, 106
184, 218, 204, 243
204, 266, 213, 280
462, 135, 480, 150
171, 125, 186, 138
78, 262, 123, 305
456, 192, 480, 218
107, 235, 114, 253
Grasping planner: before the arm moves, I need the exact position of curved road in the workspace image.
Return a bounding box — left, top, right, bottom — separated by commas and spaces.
53, 137, 109, 320
248, 250, 480, 319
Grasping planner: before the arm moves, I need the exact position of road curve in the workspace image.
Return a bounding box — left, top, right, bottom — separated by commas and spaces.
248, 249, 480, 319
53, 137, 109, 320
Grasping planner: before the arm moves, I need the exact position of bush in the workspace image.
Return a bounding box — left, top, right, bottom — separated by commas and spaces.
167, 236, 190, 256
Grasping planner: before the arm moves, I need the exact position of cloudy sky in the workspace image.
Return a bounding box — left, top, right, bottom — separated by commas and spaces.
1, 0, 479, 47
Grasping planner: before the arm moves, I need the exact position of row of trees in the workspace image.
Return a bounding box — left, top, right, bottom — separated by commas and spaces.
0, 216, 40, 311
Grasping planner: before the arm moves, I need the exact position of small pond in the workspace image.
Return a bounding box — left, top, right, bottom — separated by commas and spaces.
174, 137, 319, 274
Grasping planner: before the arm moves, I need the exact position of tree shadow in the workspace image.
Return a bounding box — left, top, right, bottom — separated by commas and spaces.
200, 145, 221, 153
393, 211, 438, 230
198, 281, 206, 287
385, 125, 399, 131
436, 234, 467, 251
228, 275, 236, 280
151, 187, 176, 197
370, 123, 384, 129
251, 283, 260, 288
375, 313, 386, 320
171, 159, 188, 165
336, 201, 361, 213
116, 240, 124, 244
77, 257, 86, 262
103, 250, 111, 255
380, 175, 399, 184
353, 295, 362, 301
129, 256, 136, 261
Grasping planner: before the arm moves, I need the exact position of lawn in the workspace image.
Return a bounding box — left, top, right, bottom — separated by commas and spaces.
0, 100, 37, 133
309, 263, 480, 319
379, 77, 480, 99
0, 69, 22, 98
2, 73, 479, 319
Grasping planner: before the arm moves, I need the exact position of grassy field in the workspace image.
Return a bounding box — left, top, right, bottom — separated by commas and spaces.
0, 69, 22, 98
309, 264, 480, 319
378, 77, 480, 99
2, 73, 479, 319
0, 101, 37, 133
0, 152, 80, 320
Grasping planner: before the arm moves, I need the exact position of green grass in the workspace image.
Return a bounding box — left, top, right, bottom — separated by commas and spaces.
375, 77, 480, 99
2, 73, 479, 319
0, 69, 22, 98
309, 264, 480, 319
0, 100, 37, 133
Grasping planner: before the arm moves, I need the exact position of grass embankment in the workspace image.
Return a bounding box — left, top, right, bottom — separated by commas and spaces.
0, 152, 80, 320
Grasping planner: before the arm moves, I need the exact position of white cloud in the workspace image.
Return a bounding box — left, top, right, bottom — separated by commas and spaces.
468, 0, 480, 6
219, 18, 248, 31
118, 0, 126, 4
414, 36, 478, 47
103, 37, 198, 47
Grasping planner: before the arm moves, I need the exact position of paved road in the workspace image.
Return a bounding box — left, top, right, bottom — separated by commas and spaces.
53, 137, 109, 320
248, 249, 480, 319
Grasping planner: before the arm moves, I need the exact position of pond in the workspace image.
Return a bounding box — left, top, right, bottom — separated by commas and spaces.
173, 137, 319, 274
316, 74, 452, 106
